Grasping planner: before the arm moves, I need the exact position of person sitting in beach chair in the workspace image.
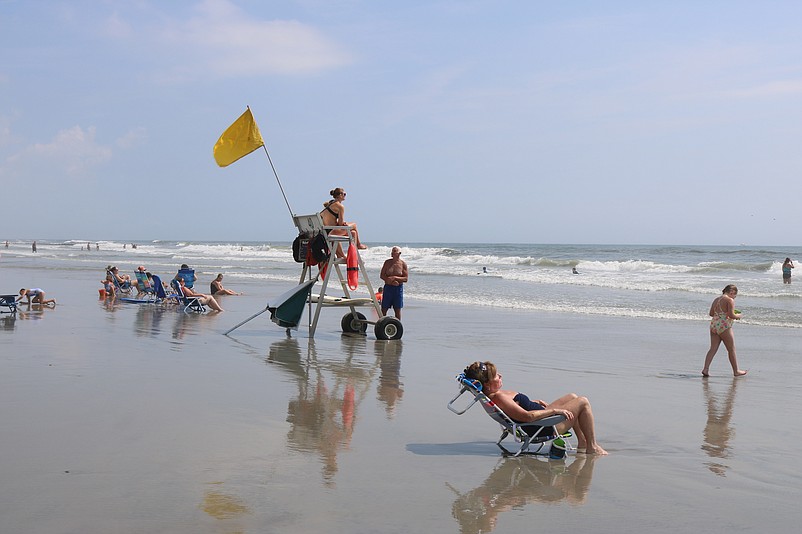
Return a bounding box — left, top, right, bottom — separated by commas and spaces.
449, 370, 570, 457
172, 278, 223, 312
134, 267, 156, 300
450, 361, 607, 456
107, 266, 133, 295
173, 264, 197, 289
17, 288, 56, 307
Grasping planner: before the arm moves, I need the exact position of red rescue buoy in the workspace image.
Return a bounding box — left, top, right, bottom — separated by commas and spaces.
347, 243, 359, 290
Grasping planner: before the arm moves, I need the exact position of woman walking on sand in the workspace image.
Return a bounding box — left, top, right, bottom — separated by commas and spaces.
702, 284, 747, 377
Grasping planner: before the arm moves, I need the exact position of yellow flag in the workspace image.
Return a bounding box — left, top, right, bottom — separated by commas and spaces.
213, 108, 265, 167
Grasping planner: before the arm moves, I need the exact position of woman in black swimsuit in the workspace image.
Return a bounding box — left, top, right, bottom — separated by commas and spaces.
464, 360, 608, 455
320, 187, 367, 256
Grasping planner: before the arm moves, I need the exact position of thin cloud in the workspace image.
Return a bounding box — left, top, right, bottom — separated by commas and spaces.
160, 0, 352, 78
116, 127, 147, 149
729, 79, 802, 98
9, 126, 112, 177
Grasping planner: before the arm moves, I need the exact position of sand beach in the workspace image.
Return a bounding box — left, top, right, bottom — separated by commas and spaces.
2, 253, 802, 533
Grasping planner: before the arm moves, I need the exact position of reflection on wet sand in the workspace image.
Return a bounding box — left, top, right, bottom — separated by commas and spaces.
267, 336, 404, 486
374, 341, 404, 417
1, 314, 16, 331
14, 303, 51, 321
450, 456, 597, 534
133, 305, 167, 338
200, 481, 251, 533
702, 378, 739, 477
169, 311, 221, 346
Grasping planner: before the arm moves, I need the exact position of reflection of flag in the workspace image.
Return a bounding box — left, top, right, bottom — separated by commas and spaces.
213, 108, 265, 167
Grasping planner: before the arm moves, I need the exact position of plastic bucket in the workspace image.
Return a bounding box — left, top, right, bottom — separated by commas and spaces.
98, 288, 107, 299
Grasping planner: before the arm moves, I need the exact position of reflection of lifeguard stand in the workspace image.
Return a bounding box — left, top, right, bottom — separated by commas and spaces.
292, 213, 403, 340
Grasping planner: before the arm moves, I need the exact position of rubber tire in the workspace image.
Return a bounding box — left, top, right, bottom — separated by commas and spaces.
375, 316, 403, 340
341, 311, 368, 334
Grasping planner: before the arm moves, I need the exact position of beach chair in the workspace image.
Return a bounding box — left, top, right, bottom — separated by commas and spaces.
0, 294, 17, 314
151, 275, 179, 305
447, 373, 572, 457
170, 279, 206, 313
107, 270, 133, 295
134, 271, 156, 301
176, 267, 196, 288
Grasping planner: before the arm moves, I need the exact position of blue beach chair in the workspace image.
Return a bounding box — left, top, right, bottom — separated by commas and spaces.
176, 267, 196, 289
0, 294, 18, 314
148, 274, 177, 305
447, 373, 573, 457
170, 279, 205, 313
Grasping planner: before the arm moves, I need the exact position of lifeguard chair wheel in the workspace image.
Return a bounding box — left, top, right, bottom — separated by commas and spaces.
375, 316, 403, 340
341, 311, 368, 334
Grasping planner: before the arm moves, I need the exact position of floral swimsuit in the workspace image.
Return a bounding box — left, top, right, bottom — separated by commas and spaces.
710, 298, 733, 335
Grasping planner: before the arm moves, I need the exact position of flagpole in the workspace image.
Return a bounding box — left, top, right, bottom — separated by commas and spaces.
242, 105, 294, 217
261, 144, 293, 217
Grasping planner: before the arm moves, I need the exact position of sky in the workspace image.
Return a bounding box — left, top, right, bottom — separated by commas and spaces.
2, 0, 801, 245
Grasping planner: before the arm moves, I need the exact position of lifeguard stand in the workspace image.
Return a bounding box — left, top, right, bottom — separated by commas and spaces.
292, 213, 403, 340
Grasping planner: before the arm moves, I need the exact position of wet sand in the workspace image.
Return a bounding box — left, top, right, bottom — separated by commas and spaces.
2, 265, 802, 533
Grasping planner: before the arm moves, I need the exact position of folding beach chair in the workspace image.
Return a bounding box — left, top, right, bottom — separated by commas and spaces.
0, 294, 17, 314
176, 267, 196, 289
134, 271, 156, 301
151, 275, 179, 305
170, 279, 206, 313
107, 270, 133, 295
447, 373, 572, 457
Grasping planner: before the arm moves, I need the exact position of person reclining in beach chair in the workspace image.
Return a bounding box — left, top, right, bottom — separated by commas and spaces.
134, 267, 156, 300
449, 370, 570, 457
172, 277, 223, 312
449, 361, 607, 457
106, 266, 133, 295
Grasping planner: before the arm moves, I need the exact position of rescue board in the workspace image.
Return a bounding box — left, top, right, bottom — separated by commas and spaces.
310, 295, 373, 307
120, 297, 153, 304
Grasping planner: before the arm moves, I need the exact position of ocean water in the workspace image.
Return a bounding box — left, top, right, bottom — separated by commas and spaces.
2, 239, 801, 328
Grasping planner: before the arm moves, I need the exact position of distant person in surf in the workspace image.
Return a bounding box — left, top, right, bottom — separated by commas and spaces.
572, 267, 579, 274
782, 258, 794, 284
320, 187, 367, 258
702, 284, 747, 377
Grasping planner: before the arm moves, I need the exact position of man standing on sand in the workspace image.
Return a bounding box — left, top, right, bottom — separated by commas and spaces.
380, 247, 408, 320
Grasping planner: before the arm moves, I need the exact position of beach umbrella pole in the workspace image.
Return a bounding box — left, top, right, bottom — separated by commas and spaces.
223, 306, 270, 336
